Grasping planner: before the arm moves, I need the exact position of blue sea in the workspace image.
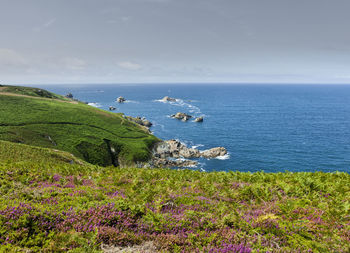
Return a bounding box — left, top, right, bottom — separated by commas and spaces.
42, 84, 350, 173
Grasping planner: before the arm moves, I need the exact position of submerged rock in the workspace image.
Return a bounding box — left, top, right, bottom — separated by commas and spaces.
116, 96, 126, 103
161, 96, 176, 102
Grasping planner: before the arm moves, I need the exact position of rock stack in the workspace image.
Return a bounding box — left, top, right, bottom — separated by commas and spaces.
116, 96, 126, 103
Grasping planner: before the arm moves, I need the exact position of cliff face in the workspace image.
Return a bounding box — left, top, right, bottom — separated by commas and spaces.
0, 85, 159, 167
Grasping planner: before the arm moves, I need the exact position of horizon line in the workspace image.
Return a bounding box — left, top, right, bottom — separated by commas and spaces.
4, 82, 350, 86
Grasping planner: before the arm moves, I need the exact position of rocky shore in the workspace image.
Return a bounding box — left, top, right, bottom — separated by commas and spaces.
126, 116, 152, 128
119, 95, 224, 168
151, 139, 227, 167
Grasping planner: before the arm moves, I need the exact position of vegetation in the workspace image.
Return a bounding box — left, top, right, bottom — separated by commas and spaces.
0, 85, 68, 100
0, 141, 349, 252
0, 85, 349, 252
0, 140, 90, 166
0, 86, 159, 167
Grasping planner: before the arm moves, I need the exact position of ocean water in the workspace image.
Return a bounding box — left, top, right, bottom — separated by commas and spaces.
42, 84, 350, 173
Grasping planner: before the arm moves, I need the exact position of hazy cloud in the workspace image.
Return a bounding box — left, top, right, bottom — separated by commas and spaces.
1, 0, 350, 84
121, 16, 131, 22
43, 18, 56, 28
136, 0, 171, 2
61, 57, 87, 71
0, 48, 27, 67
118, 61, 142, 70
33, 18, 56, 32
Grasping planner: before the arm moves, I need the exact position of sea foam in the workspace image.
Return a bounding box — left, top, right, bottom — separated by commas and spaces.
88, 102, 102, 108
215, 153, 230, 160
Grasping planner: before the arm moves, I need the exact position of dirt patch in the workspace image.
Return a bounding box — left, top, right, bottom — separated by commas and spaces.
101, 242, 158, 253
0, 87, 6, 91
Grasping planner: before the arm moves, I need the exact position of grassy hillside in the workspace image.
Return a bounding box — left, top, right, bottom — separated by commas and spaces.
0, 141, 349, 252
0, 85, 68, 100
0, 86, 159, 166
0, 140, 90, 166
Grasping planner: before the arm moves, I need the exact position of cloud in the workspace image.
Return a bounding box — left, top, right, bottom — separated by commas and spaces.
121, 16, 131, 22
107, 16, 131, 24
118, 61, 142, 70
44, 18, 56, 28
0, 48, 27, 67
34, 18, 56, 32
334, 74, 350, 79
61, 57, 86, 71
142, 0, 171, 2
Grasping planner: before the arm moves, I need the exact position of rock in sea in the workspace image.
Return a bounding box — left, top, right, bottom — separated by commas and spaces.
194, 116, 204, 122
172, 112, 192, 120
200, 147, 227, 158
116, 96, 126, 103
161, 96, 176, 102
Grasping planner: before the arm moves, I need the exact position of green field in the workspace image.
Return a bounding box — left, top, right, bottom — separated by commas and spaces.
0, 86, 159, 167
0, 140, 349, 252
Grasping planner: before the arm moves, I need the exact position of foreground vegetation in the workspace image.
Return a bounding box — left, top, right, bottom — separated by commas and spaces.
0, 142, 349, 252
1, 85, 349, 252
0, 85, 159, 167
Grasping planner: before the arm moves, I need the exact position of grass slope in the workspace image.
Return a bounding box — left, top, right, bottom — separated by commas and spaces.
0, 141, 349, 252
0, 85, 68, 101
0, 86, 159, 166
0, 140, 89, 167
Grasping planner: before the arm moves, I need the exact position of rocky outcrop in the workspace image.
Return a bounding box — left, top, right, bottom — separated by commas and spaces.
154, 139, 200, 159
152, 158, 197, 168
65, 93, 73, 99
152, 140, 227, 167
171, 113, 204, 122
171, 112, 192, 121
109, 106, 116, 111
194, 116, 204, 122
200, 147, 227, 158
127, 116, 152, 128
161, 96, 176, 102
116, 96, 126, 103
142, 120, 152, 127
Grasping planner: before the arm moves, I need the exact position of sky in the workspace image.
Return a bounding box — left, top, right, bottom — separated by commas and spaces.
1, 0, 350, 85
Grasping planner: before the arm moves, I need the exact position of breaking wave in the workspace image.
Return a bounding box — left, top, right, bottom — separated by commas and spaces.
88, 102, 102, 108
215, 153, 230, 160
154, 98, 203, 116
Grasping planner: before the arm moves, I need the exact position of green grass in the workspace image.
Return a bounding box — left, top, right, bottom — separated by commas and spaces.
0, 86, 160, 166
0, 85, 67, 100
0, 140, 90, 167
0, 141, 349, 252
